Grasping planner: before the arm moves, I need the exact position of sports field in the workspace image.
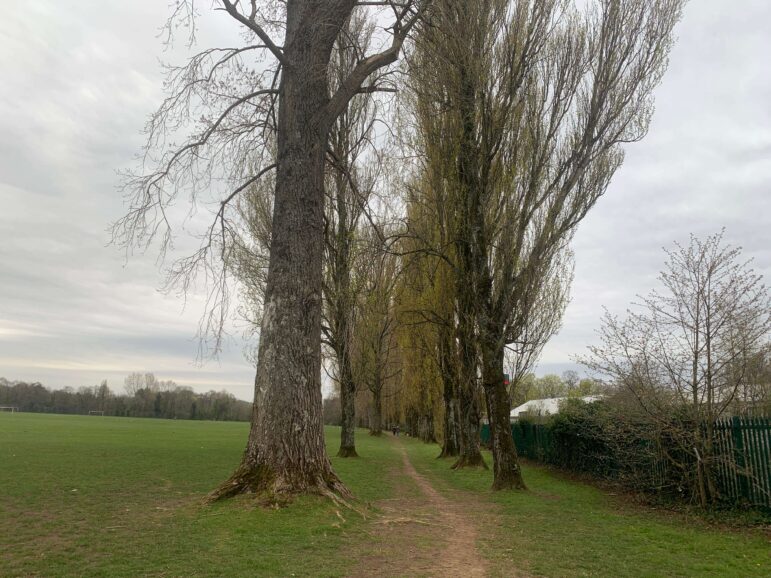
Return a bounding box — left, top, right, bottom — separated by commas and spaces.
0, 413, 768, 577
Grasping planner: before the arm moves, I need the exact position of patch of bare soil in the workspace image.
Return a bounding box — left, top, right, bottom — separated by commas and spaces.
347, 438, 491, 578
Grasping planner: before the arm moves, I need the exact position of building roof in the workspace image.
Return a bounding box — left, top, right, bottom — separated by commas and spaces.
510, 395, 604, 419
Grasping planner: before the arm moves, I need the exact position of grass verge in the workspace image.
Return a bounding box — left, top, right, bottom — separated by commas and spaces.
401, 437, 770, 578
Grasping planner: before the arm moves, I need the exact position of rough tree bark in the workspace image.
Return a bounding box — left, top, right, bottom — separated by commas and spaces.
418, 412, 437, 443
438, 328, 461, 457
331, 149, 358, 458
210, 4, 348, 500
210, 0, 424, 500
482, 341, 525, 489
439, 393, 461, 457
452, 308, 486, 469
338, 353, 359, 455
369, 385, 383, 436
451, 60, 486, 471
453, 383, 485, 468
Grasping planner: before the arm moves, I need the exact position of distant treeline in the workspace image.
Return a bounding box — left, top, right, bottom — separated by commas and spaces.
0, 373, 251, 422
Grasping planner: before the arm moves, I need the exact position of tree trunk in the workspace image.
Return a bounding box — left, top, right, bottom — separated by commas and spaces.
209, 3, 353, 502
330, 65, 358, 458
369, 386, 383, 436
453, 386, 485, 469
338, 355, 358, 456
332, 151, 357, 458
407, 411, 418, 437
439, 385, 461, 458
482, 342, 525, 490
482, 382, 493, 450
452, 322, 487, 469
703, 420, 718, 502
694, 426, 708, 508
438, 328, 461, 457
419, 413, 437, 443
452, 323, 487, 469
452, 283, 486, 468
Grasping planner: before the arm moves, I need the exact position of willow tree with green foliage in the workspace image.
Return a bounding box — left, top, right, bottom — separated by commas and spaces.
409, 0, 684, 489
351, 239, 401, 437
392, 227, 447, 444
395, 168, 464, 450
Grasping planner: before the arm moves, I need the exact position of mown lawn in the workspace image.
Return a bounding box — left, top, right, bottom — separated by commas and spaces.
402, 438, 770, 578
0, 413, 396, 577
2, 413, 768, 577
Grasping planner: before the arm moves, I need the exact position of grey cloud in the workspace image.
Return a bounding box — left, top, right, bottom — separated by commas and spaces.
0, 1, 255, 396
0, 1, 768, 395
538, 0, 771, 377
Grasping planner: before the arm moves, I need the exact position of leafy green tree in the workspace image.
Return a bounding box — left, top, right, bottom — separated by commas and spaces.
408, 0, 684, 490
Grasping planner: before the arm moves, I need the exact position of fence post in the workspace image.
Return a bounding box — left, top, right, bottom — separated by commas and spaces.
731, 416, 750, 501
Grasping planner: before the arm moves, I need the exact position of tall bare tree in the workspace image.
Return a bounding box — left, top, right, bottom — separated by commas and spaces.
409, 0, 684, 488
114, 1, 427, 501
582, 232, 771, 506
740, 344, 771, 416
322, 14, 381, 458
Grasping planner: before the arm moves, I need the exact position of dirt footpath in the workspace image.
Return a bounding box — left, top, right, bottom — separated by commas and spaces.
347, 438, 489, 578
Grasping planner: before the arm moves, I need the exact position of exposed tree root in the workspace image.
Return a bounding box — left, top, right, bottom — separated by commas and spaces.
206, 462, 274, 503
491, 474, 527, 491
337, 446, 359, 458
451, 454, 488, 470
205, 461, 355, 509
317, 480, 360, 514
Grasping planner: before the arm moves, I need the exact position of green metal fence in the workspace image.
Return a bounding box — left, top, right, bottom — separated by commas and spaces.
713, 416, 771, 507
481, 415, 771, 508
481, 421, 555, 462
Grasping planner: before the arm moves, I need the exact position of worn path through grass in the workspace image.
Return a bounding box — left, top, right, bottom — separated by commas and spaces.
347, 436, 491, 578
400, 437, 770, 578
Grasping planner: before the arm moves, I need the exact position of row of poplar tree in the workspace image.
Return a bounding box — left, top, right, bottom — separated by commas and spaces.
115, 1, 686, 499
295, 0, 688, 491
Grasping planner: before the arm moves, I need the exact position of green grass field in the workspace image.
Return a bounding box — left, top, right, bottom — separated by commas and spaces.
0, 413, 397, 577
1, 413, 768, 577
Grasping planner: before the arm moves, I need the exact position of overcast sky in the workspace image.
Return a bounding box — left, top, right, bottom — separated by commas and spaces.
1, 1, 769, 400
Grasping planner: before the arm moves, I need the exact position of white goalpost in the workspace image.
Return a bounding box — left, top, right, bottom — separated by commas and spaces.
0, 406, 19, 413
88, 410, 105, 416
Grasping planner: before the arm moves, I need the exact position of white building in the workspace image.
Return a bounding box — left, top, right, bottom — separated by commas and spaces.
509, 395, 604, 422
